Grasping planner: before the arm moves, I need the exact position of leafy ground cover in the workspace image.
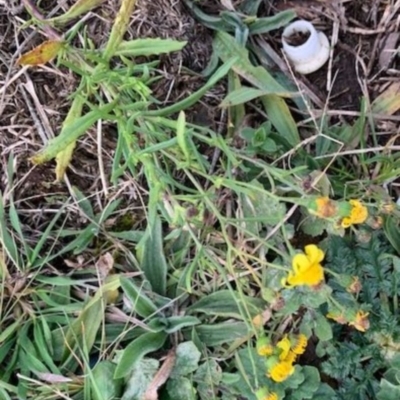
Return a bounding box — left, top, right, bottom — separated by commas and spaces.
1, 0, 400, 399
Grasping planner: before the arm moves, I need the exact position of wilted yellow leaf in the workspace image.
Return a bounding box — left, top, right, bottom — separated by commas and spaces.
17, 40, 63, 66
372, 82, 400, 115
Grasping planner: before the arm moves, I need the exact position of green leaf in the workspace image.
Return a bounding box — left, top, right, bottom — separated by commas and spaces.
91, 361, 123, 400
0, 317, 24, 344
261, 95, 300, 147
114, 332, 167, 379
0, 194, 21, 268
176, 111, 191, 162
143, 57, 236, 117
115, 38, 187, 56
183, 0, 231, 31
239, 180, 287, 230
31, 100, 115, 164
170, 341, 201, 378
311, 383, 338, 399
54, 95, 85, 180
0, 388, 12, 400
188, 290, 262, 318
47, 0, 106, 24
194, 360, 222, 399
194, 322, 250, 346
301, 215, 328, 237
213, 31, 292, 97
314, 314, 333, 342
248, 10, 296, 35
140, 215, 168, 296
378, 378, 400, 400
163, 316, 201, 334
384, 216, 400, 254
221, 87, 272, 107
166, 377, 196, 400
121, 277, 158, 318
121, 358, 159, 400
61, 292, 108, 362
291, 366, 321, 400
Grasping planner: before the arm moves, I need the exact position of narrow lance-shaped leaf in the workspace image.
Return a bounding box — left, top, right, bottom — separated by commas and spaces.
213, 31, 293, 97
176, 111, 191, 162
31, 100, 115, 164
55, 96, 85, 181
115, 38, 187, 57
248, 10, 296, 35
61, 296, 105, 362
62, 276, 120, 361
48, 0, 107, 25
142, 57, 237, 117
104, 0, 137, 60
121, 277, 158, 318
221, 87, 268, 107
261, 94, 300, 147
91, 361, 123, 400
139, 215, 168, 296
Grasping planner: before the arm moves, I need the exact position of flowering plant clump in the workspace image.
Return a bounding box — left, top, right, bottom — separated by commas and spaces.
306, 196, 369, 232
282, 244, 325, 288
256, 334, 308, 384
340, 199, 368, 228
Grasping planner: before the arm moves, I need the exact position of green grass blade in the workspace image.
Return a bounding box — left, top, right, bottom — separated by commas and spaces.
142, 57, 237, 117
115, 38, 187, 57
31, 100, 115, 164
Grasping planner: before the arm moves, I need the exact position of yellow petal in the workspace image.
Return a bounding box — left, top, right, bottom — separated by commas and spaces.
287, 263, 324, 287
292, 253, 311, 274
341, 217, 352, 228
268, 361, 295, 382
304, 244, 324, 264
291, 334, 308, 355
277, 335, 291, 361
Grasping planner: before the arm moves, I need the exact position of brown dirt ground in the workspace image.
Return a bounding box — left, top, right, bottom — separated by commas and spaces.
0, 0, 399, 240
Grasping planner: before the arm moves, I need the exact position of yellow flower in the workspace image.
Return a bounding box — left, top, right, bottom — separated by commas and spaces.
255, 387, 279, 400
349, 311, 370, 332
284, 350, 297, 364
291, 334, 308, 355
257, 336, 273, 357
282, 245, 325, 287
277, 335, 291, 360
310, 197, 338, 218
341, 200, 368, 228
268, 360, 295, 382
